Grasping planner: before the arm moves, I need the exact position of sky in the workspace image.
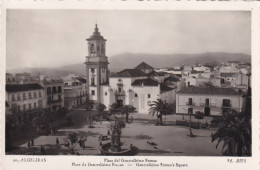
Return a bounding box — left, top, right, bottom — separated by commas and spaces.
6, 10, 251, 70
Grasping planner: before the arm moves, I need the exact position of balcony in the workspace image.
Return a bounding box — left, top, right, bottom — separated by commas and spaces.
47, 99, 62, 104
221, 104, 232, 108
115, 90, 125, 96
186, 102, 193, 106
199, 103, 217, 107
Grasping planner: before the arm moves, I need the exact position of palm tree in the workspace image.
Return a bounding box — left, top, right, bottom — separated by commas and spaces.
64, 132, 80, 154
211, 109, 251, 156
119, 105, 136, 123
149, 99, 172, 125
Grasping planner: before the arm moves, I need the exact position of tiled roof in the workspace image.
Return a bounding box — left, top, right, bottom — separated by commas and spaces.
220, 73, 237, 77
177, 87, 241, 96
164, 76, 180, 82
147, 70, 164, 77
134, 62, 154, 70
111, 69, 147, 78
160, 83, 174, 93
76, 77, 87, 83
6, 84, 43, 93
132, 78, 159, 86
228, 61, 240, 63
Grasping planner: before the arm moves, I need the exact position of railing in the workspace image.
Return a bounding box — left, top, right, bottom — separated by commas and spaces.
221, 104, 232, 108
186, 102, 193, 106
47, 99, 62, 104
115, 90, 125, 96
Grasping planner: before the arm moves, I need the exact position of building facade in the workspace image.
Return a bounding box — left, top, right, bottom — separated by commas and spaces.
84, 24, 176, 114
6, 83, 45, 123
41, 80, 64, 111
85, 24, 109, 104
176, 87, 246, 116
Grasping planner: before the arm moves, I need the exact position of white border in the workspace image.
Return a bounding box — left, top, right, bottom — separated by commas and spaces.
1, 1, 259, 170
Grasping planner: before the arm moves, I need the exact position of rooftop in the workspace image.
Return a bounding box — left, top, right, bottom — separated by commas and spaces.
160, 83, 174, 93
134, 62, 154, 70
147, 70, 165, 77
86, 24, 106, 41
177, 87, 241, 96
132, 78, 159, 86
164, 76, 180, 82
6, 83, 43, 93
76, 77, 87, 84
111, 69, 147, 78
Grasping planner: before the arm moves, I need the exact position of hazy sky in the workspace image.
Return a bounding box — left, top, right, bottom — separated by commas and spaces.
6, 10, 251, 70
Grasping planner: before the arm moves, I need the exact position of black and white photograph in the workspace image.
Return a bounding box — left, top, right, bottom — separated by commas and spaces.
1, 2, 259, 170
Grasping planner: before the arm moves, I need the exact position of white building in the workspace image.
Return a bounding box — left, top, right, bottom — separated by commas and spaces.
85, 24, 175, 114
176, 87, 246, 116
6, 83, 45, 123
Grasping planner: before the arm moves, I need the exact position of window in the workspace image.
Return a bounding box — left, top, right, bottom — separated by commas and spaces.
11, 94, 15, 101
28, 92, 32, 99
188, 108, 193, 115
188, 98, 192, 105
148, 94, 151, 98
118, 87, 122, 93
58, 86, 62, 93
205, 98, 209, 107
17, 94, 21, 100
39, 92, 42, 97
105, 92, 107, 96
47, 87, 51, 95
222, 99, 231, 107
135, 93, 138, 97
91, 68, 95, 73
91, 77, 95, 85
118, 79, 122, 82
52, 87, 57, 93
91, 90, 95, 96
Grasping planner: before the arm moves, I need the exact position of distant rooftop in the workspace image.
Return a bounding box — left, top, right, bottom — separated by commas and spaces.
177, 87, 241, 96
164, 76, 180, 82
6, 83, 43, 93
111, 69, 147, 78
132, 78, 159, 86
134, 62, 154, 70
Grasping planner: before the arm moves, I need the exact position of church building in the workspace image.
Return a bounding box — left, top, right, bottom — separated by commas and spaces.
85, 24, 176, 114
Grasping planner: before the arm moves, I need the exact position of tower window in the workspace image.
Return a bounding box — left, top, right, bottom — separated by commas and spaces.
91, 68, 95, 73
105, 92, 107, 96
91, 77, 95, 85
135, 93, 138, 97
148, 94, 151, 98
91, 90, 95, 96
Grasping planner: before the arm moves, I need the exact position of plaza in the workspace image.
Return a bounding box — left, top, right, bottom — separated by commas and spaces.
8, 108, 222, 156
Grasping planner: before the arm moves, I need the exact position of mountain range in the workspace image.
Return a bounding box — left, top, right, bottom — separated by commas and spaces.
7, 52, 251, 77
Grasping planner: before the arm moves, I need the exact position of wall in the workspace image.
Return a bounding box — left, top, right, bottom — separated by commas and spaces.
176, 93, 244, 116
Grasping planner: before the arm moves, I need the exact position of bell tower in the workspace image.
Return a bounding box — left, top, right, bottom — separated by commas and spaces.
85, 24, 109, 103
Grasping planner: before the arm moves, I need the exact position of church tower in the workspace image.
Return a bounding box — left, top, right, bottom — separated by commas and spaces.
85, 24, 109, 103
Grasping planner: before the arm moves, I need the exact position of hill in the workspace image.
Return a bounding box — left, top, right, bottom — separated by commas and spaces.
6, 52, 251, 76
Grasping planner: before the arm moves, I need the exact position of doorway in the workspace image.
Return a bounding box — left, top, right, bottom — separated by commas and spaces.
204, 107, 210, 116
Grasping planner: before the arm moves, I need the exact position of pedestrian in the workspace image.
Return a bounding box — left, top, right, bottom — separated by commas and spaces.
27, 141, 31, 148
130, 144, 133, 150
56, 137, 59, 145
31, 139, 34, 146
107, 129, 110, 136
